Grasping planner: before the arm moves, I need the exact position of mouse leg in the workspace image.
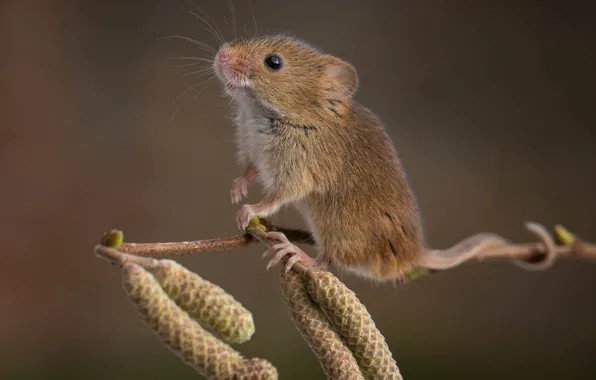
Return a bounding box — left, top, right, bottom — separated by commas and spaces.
236, 174, 314, 229
230, 165, 257, 204
262, 231, 325, 273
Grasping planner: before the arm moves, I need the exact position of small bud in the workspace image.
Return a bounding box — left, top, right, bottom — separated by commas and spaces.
152, 260, 255, 344
248, 216, 262, 229
100, 229, 123, 248
554, 224, 575, 246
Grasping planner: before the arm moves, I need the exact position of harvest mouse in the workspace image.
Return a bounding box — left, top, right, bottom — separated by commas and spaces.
213, 35, 505, 282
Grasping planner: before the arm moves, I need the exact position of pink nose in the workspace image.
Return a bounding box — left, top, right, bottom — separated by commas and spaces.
217, 51, 231, 64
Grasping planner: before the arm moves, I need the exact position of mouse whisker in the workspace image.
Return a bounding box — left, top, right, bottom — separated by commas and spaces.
186, 1, 226, 45
169, 73, 215, 119
227, 86, 238, 107
193, 74, 216, 91
170, 103, 182, 120
227, 0, 237, 40
169, 82, 201, 120
169, 56, 208, 60
221, 79, 234, 102
171, 57, 213, 63
181, 66, 215, 76
192, 81, 212, 101
190, 72, 216, 82
183, 74, 212, 85
176, 61, 214, 70
173, 82, 202, 103
160, 35, 216, 54
188, 13, 225, 46
248, 0, 258, 38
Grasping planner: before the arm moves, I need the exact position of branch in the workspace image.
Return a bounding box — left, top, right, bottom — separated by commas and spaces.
108, 221, 595, 274
94, 220, 595, 380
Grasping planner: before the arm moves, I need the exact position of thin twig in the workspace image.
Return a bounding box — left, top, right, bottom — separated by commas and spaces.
115, 219, 315, 258
118, 235, 255, 257
94, 244, 159, 269
101, 221, 595, 273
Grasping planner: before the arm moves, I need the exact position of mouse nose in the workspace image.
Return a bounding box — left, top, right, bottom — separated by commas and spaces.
216, 51, 231, 64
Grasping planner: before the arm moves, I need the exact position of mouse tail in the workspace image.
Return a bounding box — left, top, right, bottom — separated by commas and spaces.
416, 233, 508, 270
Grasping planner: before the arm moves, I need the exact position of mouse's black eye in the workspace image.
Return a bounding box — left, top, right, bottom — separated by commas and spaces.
264, 54, 283, 71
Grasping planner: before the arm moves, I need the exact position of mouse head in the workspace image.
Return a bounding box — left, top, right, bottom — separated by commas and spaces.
214, 35, 358, 121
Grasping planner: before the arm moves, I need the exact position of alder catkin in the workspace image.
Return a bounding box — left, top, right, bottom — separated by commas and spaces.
280, 269, 364, 380
149, 259, 255, 344
122, 263, 277, 380
305, 270, 402, 380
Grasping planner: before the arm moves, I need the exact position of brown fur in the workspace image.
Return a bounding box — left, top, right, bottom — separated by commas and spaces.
215, 35, 424, 281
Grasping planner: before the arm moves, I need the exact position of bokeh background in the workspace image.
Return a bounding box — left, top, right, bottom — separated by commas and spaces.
2, 1, 595, 379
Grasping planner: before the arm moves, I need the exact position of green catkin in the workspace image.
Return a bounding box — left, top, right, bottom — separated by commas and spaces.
280, 269, 365, 380
305, 270, 402, 380
151, 259, 255, 344
122, 263, 277, 380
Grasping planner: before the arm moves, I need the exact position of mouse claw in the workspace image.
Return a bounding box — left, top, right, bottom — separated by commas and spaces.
230, 176, 249, 204
261, 244, 279, 260
236, 204, 256, 230
284, 254, 306, 274
265, 244, 294, 270
264, 231, 290, 244
263, 242, 313, 273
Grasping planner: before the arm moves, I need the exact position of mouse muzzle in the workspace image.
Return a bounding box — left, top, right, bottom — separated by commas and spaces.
214, 46, 253, 93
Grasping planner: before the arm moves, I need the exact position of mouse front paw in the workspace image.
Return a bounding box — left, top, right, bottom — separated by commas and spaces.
230, 176, 249, 204
236, 204, 257, 230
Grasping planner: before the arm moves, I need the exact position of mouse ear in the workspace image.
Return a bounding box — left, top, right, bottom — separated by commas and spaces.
322, 56, 359, 99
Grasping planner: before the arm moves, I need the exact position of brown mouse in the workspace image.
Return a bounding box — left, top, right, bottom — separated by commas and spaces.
213, 35, 504, 282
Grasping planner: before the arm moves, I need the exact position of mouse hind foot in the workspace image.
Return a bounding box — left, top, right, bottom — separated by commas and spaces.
262, 231, 326, 273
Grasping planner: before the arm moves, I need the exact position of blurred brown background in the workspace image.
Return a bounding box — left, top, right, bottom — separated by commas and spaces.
2, 0, 595, 379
